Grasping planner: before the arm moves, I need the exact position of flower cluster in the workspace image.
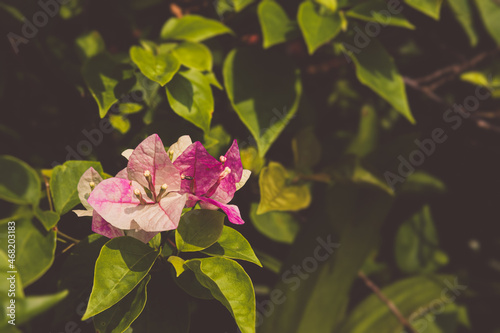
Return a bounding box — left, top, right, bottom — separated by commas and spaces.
75, 134, 250, 243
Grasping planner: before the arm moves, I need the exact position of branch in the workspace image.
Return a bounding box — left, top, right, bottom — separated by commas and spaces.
358, 271, 418, 333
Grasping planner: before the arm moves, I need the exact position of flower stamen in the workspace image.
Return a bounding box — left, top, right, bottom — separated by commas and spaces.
134, 188, 147, 204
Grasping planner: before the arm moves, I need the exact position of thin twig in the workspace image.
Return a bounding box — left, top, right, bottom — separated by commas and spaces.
358, 271, 418, 333
61, 242, 76, 254
42, 174, 54, 212
56, 229, 80, 244
404, 76, 446, 105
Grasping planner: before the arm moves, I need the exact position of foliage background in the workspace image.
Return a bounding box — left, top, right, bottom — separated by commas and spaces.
1, 0, 500, 332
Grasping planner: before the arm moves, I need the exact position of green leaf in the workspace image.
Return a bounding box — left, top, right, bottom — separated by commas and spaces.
160, 15, 233, 42
257, 161, 311, 214
298, 1, 342, 54
240, 146, 265, 174
292, 126, 322, 171
405, 0, 443, 20
447, 0, 478, 46
50, 161, 104, 215
59, 0, 84, 19
395, 205, 448, 274
474, 0, 500, 44
118, 103, 143, 114
254, 249, 283, 274
315, 0, 338, 11
249, 203, 300, 244
0, 155, 40, 205
168, 256, 187, 277
338, 275, 457, 333
344, 38, 415, 124
172, 41, 213, 71
223, 48, 302, 157
204, 124, 231, 157
258, 0, 300, 49
175, 209, 225, 252
82, 237, 159, 320
130, 45, 180, 86
93, 275, 150, 333
345, 105, 379, 157
166, 68, 214, 132
34, 207, 60, 230
185, 257, 256, 333
401, 171, 446, 195
75, 30, 105, 60
346, 0, 415, 29
202, 226, 262, 266
82, 54, 131, 118
16, 290, 68, 326
173, 268, 214, 300
109, 114, 131, 134
16, 216, 57, 287
215, 0, 255, 15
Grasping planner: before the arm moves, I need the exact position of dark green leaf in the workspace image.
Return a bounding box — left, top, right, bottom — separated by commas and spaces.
223, 48, 302, 157
50, 161, 103, 215
292, 126, 322, 171
82, 237, 159, 320
447, 0, 478, 46
34, 207, 60, 230
0, 155, 40, 206
93, 275, 150, 333
258, 0, 300, 49
250, 203, 300, 244
405, 0, 443, 20
345, 105, 379, 157
298, 1, 342, 54
166, 68, 214, 132
395, 205, 448, 273
202, 225, 262, 266
160, 15, 233, 42
474, 0, 500, 44
185, 257, 256, 333
175, 209, 225, 252
17, 290, 68, 326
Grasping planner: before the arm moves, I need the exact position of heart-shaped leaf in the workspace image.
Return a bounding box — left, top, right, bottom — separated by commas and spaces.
249, 203, 299, 244
160, 15, 233, 42
0, 155, 40, 206
130, 45, 180, 86
257, 161, 311, 214
172, 41, 213, 71
258, 0, 300, 49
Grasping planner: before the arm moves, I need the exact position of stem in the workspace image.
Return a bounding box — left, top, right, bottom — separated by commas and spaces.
358, 271, 417, 333
56, 229, 80, 244
42, 174, 54, 212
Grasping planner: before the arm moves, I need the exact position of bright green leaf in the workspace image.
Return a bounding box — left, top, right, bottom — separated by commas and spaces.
175, 209, 225, 252
447, 0, 478, 46
202, 225, 262, 266
118, 103, 143, 114
130, 45, 181, 86
223, 48, 302, 157
405, 0, 443, 20
298, 1, 342, 54
240, 146, 265, 174
166, 68, 214, 132
215, 0, 255, 16
168, 256, 187, 277
401, 171, 446, 195
474, 0, 500, 44
346, 0, 415, 29
344, 38, 415, 124
249, 203, 300, 244
172, 41, 213, 71
109, 114, 131, 134
160, 15, 233, 42
82, 237, 159, 320
34, 207, 60, 230
258, 0, 300, 49
50, 161, 103, 215
257, 161, 311, 214
315, 0, 338, 11
16, 216, 56, 287
0, 155, 40, 206
75, 31, 105, 60
395, 205, 448, 274
185, 257, 256, 333
93, 275, 150, 333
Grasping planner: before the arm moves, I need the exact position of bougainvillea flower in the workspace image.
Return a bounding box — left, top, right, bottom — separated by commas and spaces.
74, 167, 157, 243
173, 139, 250, 225
88, 134, 187, 233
